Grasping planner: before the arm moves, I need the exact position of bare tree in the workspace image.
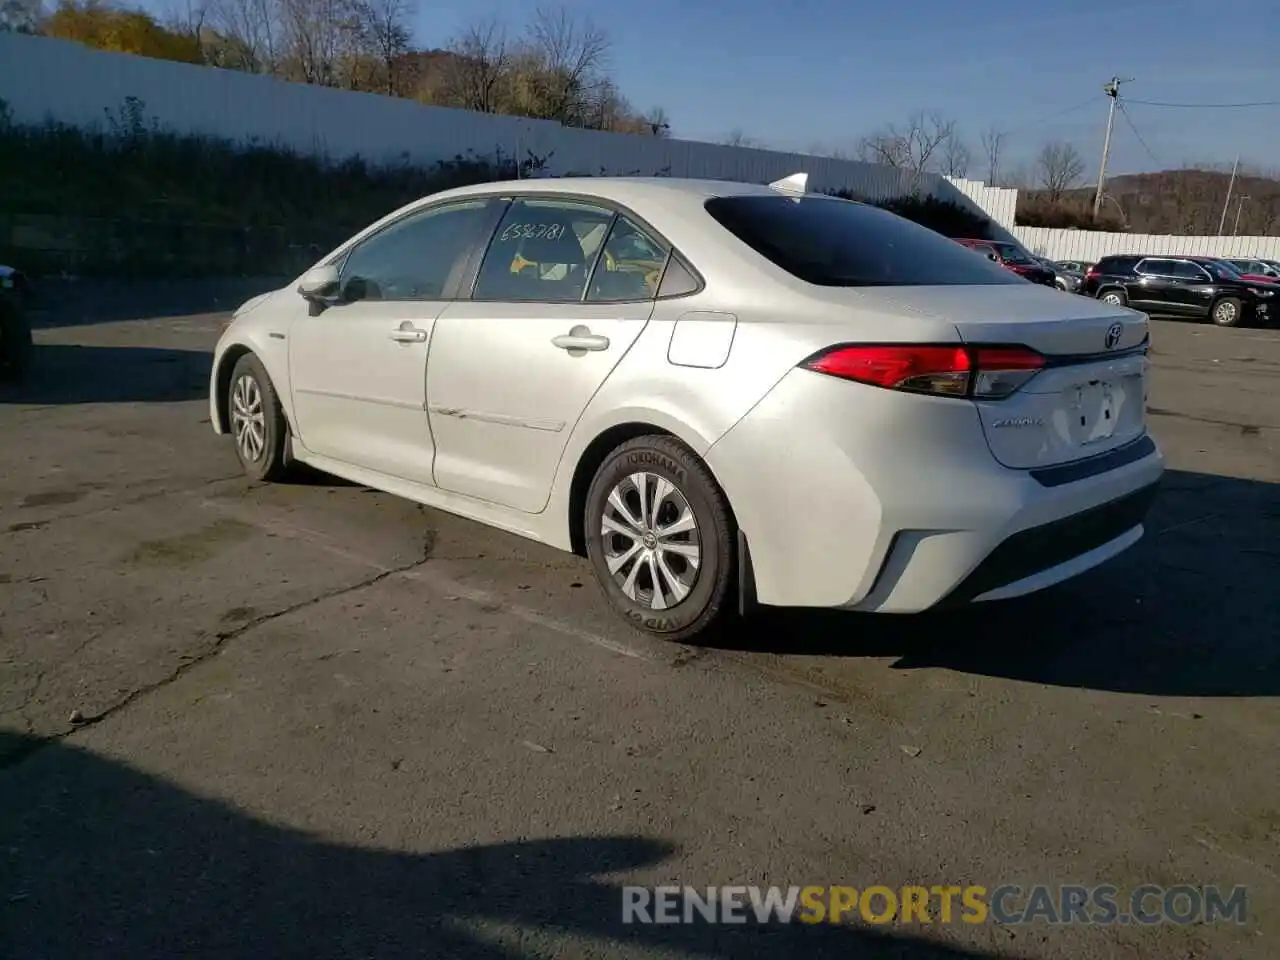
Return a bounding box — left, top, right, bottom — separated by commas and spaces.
856, 132, 909, 167
275, 0, 359, 85
980, 125, 1007, 185
1003, 164, 1033, 190
520, 5, 610, 125
206, 0, 280, 72
577, 77, 654, 134
644, 106, 670, 137
722, 129, 759, 148
352, 0, 412, 94
856, 111, 956, 191
0, 0, 41, 32
941, 134, 971, 178
1036, 140, 1085, 201
439, 16, 510, 112
161, 0, 215, 43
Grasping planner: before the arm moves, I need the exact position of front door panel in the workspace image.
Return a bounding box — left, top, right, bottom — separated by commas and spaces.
289, 301, 440, 484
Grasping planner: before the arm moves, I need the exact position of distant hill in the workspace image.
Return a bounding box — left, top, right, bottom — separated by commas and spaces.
1017, 169, 1280, 236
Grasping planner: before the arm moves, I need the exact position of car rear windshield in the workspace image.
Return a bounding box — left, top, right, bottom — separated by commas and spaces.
703, 195, 1024, 287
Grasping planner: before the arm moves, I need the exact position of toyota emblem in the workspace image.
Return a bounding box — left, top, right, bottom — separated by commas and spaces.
1104, 322, 1123, 350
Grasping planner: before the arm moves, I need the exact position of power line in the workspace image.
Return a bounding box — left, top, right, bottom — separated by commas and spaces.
1124, 97, 1280, 109
1116, 100, 1161, 167
1005, 96, 1102, 137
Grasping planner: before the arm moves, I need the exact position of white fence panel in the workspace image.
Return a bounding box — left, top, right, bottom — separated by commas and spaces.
945, 178, 1019, 230
1013, 227, 1280, 262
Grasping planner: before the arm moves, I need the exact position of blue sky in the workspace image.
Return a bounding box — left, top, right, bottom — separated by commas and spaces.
409, 0, 1280, 178
152, 0, 1279, 179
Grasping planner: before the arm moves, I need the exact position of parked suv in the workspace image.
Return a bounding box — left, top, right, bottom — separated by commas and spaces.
953, 239, 1057, 286
1082, 254, 1275, 327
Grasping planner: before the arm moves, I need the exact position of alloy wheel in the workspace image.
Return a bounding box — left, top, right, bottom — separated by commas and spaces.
231, 373, 266, 463
600, 472, 701, 610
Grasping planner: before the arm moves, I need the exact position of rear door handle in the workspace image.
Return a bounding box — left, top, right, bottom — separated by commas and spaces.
552, 325, 610, 352
389, 325, 428, 343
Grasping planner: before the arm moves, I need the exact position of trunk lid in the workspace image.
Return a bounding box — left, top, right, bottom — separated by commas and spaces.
851, 284, 1151, 470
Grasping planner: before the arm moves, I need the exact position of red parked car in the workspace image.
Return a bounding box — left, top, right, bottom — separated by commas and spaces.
953, 238, 1057, 286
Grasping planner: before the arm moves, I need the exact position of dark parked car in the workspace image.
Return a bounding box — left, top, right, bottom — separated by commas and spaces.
953, 239, 1057, 286
1082, 254, 1275, 327
1034, 256, 1085, 293
0, 278, 32, 381
1055, 260, 1094, 274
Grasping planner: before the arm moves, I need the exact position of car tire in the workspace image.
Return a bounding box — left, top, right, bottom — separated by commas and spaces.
0, 295, 33, 383
584, 435, 734, 642
228, 353, 290, 482
1098, 288, 1127, 307
1210, 296, 1243, 328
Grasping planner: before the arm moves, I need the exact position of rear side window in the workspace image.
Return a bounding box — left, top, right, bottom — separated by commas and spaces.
1170, 261, 1211, 280
1098, 257, 1138, 274
992, 242, 1036, 265
704, 196, 1023, 287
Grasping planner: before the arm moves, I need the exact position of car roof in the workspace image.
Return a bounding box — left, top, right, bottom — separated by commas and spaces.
426, 176, 810, 207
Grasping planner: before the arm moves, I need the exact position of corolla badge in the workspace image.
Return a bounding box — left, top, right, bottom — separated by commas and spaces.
1104, 322, 1124, 349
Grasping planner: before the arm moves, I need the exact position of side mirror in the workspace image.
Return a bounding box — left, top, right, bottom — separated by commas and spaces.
987, 253, 998, 262
297, 264, 341, 304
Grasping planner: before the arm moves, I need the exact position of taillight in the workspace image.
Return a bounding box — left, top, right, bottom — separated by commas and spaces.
801, 344, 1045, 400
1085, 267, 1100, 279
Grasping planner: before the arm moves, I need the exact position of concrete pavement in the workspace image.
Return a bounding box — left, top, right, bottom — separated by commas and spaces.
1, 286, 1277, 958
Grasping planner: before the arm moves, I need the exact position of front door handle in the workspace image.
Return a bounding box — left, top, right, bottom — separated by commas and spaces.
551, 325, 610, 352
389, 324, 428, 343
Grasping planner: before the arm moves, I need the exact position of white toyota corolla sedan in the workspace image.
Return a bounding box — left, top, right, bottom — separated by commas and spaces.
209, 174, 1164, 641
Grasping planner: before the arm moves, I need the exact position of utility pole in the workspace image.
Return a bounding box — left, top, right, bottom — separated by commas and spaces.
1092, 76, 1132, 221
1233, 195, 1250, 236
1217, 154, 1240, 234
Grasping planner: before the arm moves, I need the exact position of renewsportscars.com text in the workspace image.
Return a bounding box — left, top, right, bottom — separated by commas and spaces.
622, 885, 1248, 926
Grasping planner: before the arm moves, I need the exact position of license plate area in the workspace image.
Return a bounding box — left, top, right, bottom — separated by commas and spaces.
1067, 378, 1129, 446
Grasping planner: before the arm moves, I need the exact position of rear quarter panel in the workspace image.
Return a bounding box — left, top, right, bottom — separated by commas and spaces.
542, 283, 961, 550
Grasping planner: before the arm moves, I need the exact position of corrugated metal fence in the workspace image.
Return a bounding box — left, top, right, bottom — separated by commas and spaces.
0, 33, 1014, 226
3, 33, 1275, 257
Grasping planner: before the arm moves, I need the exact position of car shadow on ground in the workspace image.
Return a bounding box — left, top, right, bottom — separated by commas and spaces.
0, 344, 212, 404
0, 732, 1016, 960
707, 469, 1280, 699
23, 277, 291, 329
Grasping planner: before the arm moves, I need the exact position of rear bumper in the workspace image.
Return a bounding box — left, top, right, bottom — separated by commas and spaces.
705, 368, 1165, 613
935, 481, 1159, 606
